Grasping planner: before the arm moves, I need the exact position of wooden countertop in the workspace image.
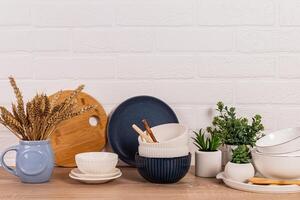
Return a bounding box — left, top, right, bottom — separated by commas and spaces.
0, 167, 299, 200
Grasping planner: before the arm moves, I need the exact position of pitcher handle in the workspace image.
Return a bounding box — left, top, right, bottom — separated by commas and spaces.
0, 145, 19, 176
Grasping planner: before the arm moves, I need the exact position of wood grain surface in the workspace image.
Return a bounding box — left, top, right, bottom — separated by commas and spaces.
49, 91, 107, 167
0, 167, 299, 200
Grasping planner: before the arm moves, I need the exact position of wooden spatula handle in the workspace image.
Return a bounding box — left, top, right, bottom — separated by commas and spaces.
142, 119, 158, 143
132, 124, 153, 143
249, 177, 300, 186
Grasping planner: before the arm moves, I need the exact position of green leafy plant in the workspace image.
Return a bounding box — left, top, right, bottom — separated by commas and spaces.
192, 129, 221, 151
231, 145, 251, 164
207, 102, 264, 146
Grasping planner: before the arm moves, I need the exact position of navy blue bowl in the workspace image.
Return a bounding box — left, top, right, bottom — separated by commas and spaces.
135, 153, 191, 184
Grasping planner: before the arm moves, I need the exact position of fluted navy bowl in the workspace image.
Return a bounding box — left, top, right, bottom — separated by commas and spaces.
135, 153, 191, 184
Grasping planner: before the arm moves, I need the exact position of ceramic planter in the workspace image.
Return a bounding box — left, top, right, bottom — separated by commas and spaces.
0, 140, 54, 183
224, 162, 255, 182
195, 150, 222, 177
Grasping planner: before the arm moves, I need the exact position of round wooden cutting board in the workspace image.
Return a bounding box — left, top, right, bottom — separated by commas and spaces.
49, 91, 107, 167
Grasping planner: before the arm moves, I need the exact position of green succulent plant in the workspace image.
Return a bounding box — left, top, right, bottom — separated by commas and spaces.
207, 101, 264, 146
192, 129, 221, 151
231, 145, 251, 164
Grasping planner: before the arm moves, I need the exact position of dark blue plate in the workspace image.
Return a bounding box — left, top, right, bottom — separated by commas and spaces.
107, 96, 179, 166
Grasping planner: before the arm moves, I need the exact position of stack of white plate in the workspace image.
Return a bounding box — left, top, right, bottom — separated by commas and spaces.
69, 152, 122, 184
138, 123, 189, 158
69, 168, 122, 184
252, 127, 300, 180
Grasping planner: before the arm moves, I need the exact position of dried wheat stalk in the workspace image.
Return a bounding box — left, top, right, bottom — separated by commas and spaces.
0, 77, 96, 141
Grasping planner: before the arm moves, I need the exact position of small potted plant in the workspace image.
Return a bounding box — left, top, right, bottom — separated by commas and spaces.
192, 129, 222, 177
0, 77, 95, 183
207, 102, 264, 164
224, 145, 255, 182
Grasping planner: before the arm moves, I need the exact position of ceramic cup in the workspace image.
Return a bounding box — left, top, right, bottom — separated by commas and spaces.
0, 140, 54, 183
75, 152, 118, 174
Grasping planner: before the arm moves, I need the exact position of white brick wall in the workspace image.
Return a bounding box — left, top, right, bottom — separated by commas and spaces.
0, 0, 300, 165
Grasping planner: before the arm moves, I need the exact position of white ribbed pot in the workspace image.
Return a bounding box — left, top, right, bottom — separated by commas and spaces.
195, 150, 222, 178
224, 162, 255, 182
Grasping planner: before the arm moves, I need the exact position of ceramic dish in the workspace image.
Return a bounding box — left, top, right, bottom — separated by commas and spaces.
256, 127, 300, 154
252, 149, 300, 179
217, 172, 300, 194
135, 153, 191, 184
71, 168, 121, 179
107, 96, 179, 166
138, 145, 189, 158
138, 123, 188, 148
75, 152, 118, 174
69, 172, 122, 184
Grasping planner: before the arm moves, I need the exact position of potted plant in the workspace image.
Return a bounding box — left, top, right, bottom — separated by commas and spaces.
0, 77, 95, 183
207, 102, 264, 164
224, 145, 255, 182
192, 129, 222, 177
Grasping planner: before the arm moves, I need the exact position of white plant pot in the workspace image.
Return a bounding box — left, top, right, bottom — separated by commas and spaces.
195, 150, 222, 178
224, 162, 255, 182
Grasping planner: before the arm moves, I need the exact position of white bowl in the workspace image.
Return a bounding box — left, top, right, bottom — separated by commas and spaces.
256, 127, 300, 154
138, 123, 188, 148
75, 152, 118, 175
138, 145, 189, 158
251, 149, 300, 179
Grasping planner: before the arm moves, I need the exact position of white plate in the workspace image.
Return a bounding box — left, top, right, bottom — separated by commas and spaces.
71, 168, 121, 179
69, 172, 122, 184
217, 172, 300, 194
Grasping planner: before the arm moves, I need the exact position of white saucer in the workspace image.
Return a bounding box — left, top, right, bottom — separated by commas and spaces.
69, 171, 122, 184
71, 168, 121, 179
217, 172, 300, 194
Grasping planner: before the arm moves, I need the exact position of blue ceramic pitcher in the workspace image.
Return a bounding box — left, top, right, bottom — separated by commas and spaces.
0, 140, 54, 183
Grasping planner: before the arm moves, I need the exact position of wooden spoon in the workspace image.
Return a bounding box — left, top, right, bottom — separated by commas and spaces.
132, 124, 153, 143
142, 119, 158, 143
249, 177, 300, 186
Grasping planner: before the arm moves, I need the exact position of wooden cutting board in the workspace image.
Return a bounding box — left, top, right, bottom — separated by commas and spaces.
49, 91, 107, 167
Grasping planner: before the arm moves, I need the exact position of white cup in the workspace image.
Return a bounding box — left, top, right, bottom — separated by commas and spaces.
75, 152, 118, 174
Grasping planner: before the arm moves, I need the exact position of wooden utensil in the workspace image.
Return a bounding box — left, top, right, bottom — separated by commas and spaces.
49, 91, 107, 167
132, 124, 153, 143
142, 119, 158, 143
249, 177, 300, 186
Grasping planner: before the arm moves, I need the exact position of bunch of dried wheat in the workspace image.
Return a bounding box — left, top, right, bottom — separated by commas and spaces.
0, 77, 96, 141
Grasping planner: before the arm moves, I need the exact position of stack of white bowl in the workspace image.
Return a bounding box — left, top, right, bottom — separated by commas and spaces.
252, 128, 300, 180
138, 123, 190, 158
